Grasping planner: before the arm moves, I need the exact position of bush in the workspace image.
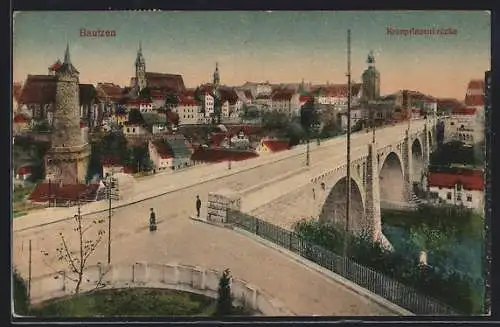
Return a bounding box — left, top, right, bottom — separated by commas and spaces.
293, 219, 483, 314
13, 271, 30, 315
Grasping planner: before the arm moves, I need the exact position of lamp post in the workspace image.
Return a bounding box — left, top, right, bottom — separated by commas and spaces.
105, 172, 114, 264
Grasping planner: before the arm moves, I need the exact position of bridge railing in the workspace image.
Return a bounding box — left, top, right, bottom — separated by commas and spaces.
227, 210, 460, 316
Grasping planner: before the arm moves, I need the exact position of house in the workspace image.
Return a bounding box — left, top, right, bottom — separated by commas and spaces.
229, 130, 251, 150
123, 122, 148, 136
312, 83, 363, 109
15, 166, 32, 181
13, 114, 30, 134
271, 90, 301, 117
464, 79, 485, 123
139, 102, 154, 113
148, 140, 174, 171
176, 97, 202, 125
256, 139, 291, 154
219, 88, 243, 118
427, 169, 484, 212
446, 106, 482, 145
101, 156, 125, 177
255, 94, 272, 111
29, 181, 100, 204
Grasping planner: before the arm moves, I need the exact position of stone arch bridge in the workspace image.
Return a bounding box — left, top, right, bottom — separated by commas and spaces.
212, 118, 437, 247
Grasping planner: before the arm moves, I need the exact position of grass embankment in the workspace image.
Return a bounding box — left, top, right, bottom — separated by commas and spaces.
12, 184, 40, 218
27, 288, 252, 317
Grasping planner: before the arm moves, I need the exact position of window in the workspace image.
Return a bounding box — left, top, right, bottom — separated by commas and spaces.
127, 128, 130, 133
467, 195, 472, 202
456, 184, 462, 191
132, 128, 136, 133
457, 194, 462, 201
446, 192, 452, 200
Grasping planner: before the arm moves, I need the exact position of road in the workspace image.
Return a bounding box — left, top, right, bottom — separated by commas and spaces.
12, 121, 425, 315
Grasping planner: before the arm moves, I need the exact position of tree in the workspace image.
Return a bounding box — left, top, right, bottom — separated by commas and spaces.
285, 121, 305, 146
138, 87, 152, 101
164, 91, 179, 110
40, 204, 108, 295
215, 268, 233, 316
300, 99, 320, 139
409, 224, 448, 266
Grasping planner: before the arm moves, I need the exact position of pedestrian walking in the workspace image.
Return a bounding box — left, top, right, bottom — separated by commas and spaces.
149, 208, 157, 232
196, 195, 202, 218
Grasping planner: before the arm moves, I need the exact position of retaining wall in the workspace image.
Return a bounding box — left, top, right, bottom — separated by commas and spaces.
28, 262, 293, 316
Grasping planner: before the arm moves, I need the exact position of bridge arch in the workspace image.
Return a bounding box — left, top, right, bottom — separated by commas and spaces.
411, 138, 424, 185
379, 151, 405, 204
319, 174, 366, 234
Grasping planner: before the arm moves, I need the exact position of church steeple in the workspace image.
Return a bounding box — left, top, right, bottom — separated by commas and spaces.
56, 42, 79, 76
213, 62, 220, 87
135, 41, 147, 92
367, 50, 375, 67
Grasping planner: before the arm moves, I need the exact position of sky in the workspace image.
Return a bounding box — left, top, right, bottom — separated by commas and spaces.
13, 11, 490, 99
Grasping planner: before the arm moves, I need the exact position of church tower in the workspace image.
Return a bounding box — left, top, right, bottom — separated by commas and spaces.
135, 41, 147, 92
361, 51, 381, 102
45, 44, 91, 184
213, 62, 220, 88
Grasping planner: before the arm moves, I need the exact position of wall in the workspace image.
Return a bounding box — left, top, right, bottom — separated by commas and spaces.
28, 262, 293, 316
428, 186, 483, 212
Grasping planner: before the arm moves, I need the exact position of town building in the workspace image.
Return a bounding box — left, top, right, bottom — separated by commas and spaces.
122, 121, 148, 136
148, 140, 174, 171
100, 157, 125, 177
13, 114, 31, 134
176, 97, 202, 125
271, 89, 301, 117
427, 169, 484, 212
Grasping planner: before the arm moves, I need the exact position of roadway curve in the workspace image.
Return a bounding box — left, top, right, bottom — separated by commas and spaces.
13, 121, 424, 315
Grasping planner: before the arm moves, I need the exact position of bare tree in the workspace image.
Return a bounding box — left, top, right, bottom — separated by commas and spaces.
41, 198, 109, 295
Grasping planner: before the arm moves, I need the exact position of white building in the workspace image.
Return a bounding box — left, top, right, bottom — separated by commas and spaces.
271, 90, 301, 117
314, 83, 363, 110
427, 170, 484, 213
176, 98, 202, 125
204, 93, 214, 118
139, 102, 154, 113
445, 107, 483, 145
123, 122, 148, 136
148, 140, 174, 171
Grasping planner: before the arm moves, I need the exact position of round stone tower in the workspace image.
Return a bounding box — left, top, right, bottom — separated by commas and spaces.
45, 44, 91, 184
361, 50, 381, 102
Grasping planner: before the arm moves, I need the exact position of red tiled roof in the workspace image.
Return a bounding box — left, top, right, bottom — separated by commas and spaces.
452, 107, 477, 115
101, 156, 122, 167
29, 182, 99, 203
17, 166, 32, 175
272, 90, 295, 101
464, 94, 484, 107
145, 72, 186, 93
261, 140, 290, 152
14, 114, 28, 123
123, 166, 135, 174
191, 148, 258, 163
179, 97, 198, 106
467, 79, 485, 91
218, 88, 239, 105
152, 140, 174, 159
317, 83, 362, 97
96, 83, 124, 102
19, 75, 57, 104
428, 170, 484, 191
49, 60, 62, 72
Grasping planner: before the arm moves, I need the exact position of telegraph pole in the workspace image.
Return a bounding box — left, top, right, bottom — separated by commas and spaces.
28, 239, 32, 302
306, 137, 310, 166
343, 29, 352, 257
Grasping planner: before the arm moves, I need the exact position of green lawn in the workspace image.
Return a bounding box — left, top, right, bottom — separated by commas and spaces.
29, 288, 252, 317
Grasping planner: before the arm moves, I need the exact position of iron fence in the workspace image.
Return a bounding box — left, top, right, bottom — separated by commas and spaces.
227, 210, 459, 315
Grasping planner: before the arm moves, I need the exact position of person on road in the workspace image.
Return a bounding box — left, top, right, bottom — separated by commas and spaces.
196, 195, 202, 218
149, 208, 157, 232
